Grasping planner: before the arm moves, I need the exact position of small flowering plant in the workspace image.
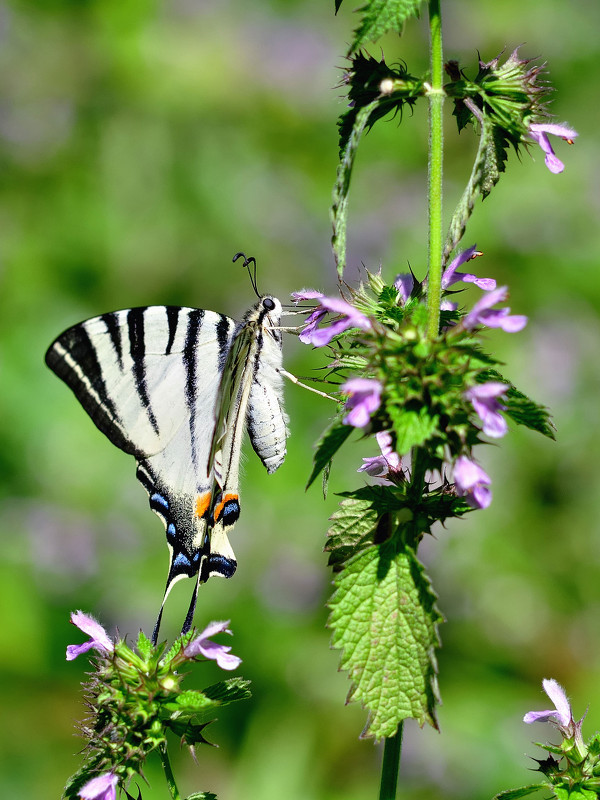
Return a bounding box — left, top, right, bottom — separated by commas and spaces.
290, 0, 577, 791
64, 612, 247, 800
494, 679, 600, 800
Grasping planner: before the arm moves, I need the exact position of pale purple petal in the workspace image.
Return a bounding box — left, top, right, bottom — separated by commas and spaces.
465, 382, 508, 438
291, 289, 325, 302
524, 679, 572, 728
297, 295, 371, 346
529, 123, 578, 174
463, 286, 527, 332
442, 246, 494, 290
79, 772, 118, 800
341, 379, 382, 428
184, 620, 242, 671
66, 611, 113, 661
454, 456, 492, 509
394, 273, 414, 305
358, 455, 389, 476
543, 678, 572, 727
358, 431, 401, 476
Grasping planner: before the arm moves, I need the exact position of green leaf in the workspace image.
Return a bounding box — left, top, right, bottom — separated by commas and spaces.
185, 794, 218, 800
202, 678, 252, 707
387, 403, 439, 454
348, 0, 424, 55
479, 369, 555, 440
444, 118, 510, 260
307, 419, 354, 489
493, 785, 547, 800
325, 496, 381, 569
332, 99, 379, 276
329, 541, 442, 738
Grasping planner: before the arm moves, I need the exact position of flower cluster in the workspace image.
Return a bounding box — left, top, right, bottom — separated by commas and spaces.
293, 246, 544, 511
64, 612, 245, 800
512, 679, 600, 798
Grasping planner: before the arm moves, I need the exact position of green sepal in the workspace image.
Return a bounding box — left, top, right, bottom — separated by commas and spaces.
554, 786, 598, 800
161, 629, 195, 666
337, 53, 421, 154
136, 630, 154, 661
493, 785, 548, 800
347, 0, 425, 55
329, 539, 442, 739
307, 419, 354, 489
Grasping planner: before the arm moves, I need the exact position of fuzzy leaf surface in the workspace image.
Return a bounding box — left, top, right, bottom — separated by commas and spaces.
329, 540, 442, 738
348, 0, 424, 54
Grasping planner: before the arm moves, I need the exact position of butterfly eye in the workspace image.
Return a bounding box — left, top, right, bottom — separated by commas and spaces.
263, 298, 276, 311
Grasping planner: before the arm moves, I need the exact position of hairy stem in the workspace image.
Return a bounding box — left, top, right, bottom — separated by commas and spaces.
426, 0, 445, 339
379, 724, 404, 800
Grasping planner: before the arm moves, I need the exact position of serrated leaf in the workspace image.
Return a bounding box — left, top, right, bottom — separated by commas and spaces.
348, 0, 424, 55
479, 369, 555, 440
326, 497, 380, 568
493, 785, 547, 800
387, 403, 439, 454
202, 678, 252, 707
332, 99, 379, 276
329, 541, 442, 738
444, 118, 510, 260
307, 419, 354, 489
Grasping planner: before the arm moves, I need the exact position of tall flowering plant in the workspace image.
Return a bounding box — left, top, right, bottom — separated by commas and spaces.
293, 1, 578, 796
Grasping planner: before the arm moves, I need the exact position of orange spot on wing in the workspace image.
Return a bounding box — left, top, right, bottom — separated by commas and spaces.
194, 492, 211, 518
213, 493, 239, 522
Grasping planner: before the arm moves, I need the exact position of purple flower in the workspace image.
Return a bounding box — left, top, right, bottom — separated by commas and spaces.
341, 378, 382, 427
465, 382, 508, 438
524, 678, 572, 729
529, 122, 578, 174
358, 431, 402, 478
442, 245, 496, 291
79, 772, 118, 800
66, 611, 114, 661
184, 620, 242, 671
393, 273, 414, 305
453, 456, 492, 509
292, 291, 371, 346
463, 286, 527, 332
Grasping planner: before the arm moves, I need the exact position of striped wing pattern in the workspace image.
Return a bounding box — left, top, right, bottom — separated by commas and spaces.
46, 298, 288, 638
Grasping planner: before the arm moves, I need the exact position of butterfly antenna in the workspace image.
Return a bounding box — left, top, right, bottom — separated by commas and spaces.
232, 251, 261, 297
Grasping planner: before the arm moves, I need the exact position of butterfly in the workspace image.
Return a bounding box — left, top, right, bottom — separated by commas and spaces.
46, 273, 288, 643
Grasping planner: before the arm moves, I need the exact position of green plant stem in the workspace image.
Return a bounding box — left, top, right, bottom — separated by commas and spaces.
379, 724, 404, 800
159, 742, 182, 800
426, 0, 444, 339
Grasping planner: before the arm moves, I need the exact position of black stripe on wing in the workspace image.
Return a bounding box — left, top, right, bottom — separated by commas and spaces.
183, 308, 204, 467
127, 308, 160, 436
45, 324, 143, 458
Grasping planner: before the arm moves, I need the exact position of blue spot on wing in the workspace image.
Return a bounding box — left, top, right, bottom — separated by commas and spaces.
173, 553, 192, 570
151, 493, 169, 510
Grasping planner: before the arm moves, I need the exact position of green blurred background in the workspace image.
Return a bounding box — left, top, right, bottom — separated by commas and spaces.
1, 0, 598, 798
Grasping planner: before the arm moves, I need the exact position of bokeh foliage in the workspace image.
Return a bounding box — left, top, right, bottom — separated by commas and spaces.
0, 1, 598, 798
